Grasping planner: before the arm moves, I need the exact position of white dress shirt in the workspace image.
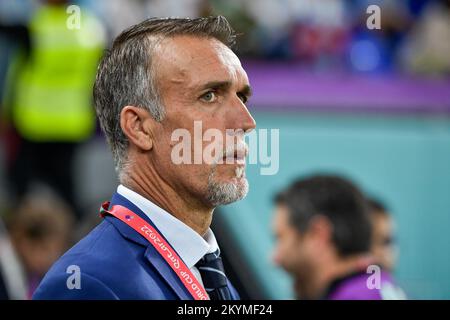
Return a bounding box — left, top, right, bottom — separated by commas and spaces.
117, 185, 219, 288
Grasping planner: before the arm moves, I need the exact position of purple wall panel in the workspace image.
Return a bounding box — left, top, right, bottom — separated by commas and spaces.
243, 61, 450, 114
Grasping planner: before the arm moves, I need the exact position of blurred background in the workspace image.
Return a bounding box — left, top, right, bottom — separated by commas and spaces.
0, 0, 449, 299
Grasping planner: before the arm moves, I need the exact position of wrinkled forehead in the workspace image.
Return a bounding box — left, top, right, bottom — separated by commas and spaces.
153, 35, 248, 89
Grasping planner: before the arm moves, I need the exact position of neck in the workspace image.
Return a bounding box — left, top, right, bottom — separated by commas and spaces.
121, 160, 213, 236
301, 253, 369, 299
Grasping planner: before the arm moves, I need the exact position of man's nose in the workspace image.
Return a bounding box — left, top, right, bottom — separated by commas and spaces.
271, 248, 281, 267
232, 99, 256, 133
243, 108, 256, 133
242, 106, 256, 133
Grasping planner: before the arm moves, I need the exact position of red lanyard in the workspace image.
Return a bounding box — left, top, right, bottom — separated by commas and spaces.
100, 202, 209, 300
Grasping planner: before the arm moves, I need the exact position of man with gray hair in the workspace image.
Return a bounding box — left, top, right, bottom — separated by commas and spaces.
33, 16, 255, 300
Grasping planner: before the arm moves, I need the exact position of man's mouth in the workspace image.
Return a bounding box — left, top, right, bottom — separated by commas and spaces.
223, 147, 248, 164
220, 145, 248, 178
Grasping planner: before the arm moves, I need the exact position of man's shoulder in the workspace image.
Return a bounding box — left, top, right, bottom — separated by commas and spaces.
32, 219, 168, 300
328, 270, 406, 300
45, 219, 129, 274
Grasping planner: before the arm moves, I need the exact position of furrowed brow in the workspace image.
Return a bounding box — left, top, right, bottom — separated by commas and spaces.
199, 81, 232, 91
239, 84, 252, 97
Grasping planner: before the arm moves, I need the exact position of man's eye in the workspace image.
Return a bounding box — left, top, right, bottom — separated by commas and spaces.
200, 91, 216, 103
238, 93, 248, 104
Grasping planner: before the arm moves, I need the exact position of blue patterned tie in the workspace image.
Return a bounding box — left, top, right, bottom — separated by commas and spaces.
196, 250, 232, 300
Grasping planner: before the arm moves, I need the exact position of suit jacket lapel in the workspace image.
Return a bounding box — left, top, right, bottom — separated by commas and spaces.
143, 244, 192, 300
106, 192, 193, 300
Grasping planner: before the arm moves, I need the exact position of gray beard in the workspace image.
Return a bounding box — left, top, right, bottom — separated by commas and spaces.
205, 167, 249, 207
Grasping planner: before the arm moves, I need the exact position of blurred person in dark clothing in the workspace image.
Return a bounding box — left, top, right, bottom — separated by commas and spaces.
7, 192, 74, 298
368, 198, 397, 272
1, 0, 105, 219
272, 175, 405, 299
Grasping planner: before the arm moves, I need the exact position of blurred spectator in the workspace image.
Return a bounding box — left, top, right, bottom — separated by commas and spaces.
272, 175, 405, 299
399, 0, 450, 76
1, 0, 105, 219
368, 198, 397, 272
290, 0, 349, 69
0, 0, 442, 75
7, 191, 74, 299
203, 0, 258, 58
92, 0, 204, 41
204, 0, 450, 76
347, 0, 413, 73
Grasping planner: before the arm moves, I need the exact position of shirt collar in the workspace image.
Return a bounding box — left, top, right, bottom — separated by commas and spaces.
117, 185, 219, 268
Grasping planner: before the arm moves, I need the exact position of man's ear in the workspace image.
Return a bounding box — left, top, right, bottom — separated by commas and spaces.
308, 215, 333, 245
120, 106, 155, 151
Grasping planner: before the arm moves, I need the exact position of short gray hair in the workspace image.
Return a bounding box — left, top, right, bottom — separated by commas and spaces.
93, 16, 236, 175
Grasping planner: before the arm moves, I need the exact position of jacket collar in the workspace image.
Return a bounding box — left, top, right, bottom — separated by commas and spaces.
116, 185, 214, 269
105, 192, 192, 300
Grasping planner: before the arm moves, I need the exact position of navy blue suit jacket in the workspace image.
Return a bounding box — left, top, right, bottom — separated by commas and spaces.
33, 193, 240, 300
